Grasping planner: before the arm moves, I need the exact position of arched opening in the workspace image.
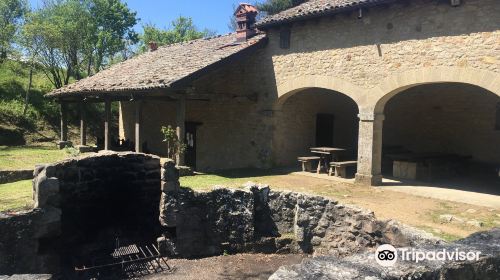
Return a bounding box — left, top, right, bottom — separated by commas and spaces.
381, 82, 500, 194
274, 88, 359, 177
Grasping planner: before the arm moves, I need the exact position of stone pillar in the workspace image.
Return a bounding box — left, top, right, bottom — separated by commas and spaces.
135, 100, 142, 153
158, 159, 180, 256
104, 99, 111, 150
79, 102, 87, 146
355, 112, 385, 186
176, 96, 186, 165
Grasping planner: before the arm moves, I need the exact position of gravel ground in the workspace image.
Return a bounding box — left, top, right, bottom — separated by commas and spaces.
140, 253, 306, 280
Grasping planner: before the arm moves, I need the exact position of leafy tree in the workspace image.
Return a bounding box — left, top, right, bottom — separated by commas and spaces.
0, 0, 28, 62
140, 16, 215, 52
87, 0, 138, 74
256, 0, 305, 15
21, 0, 138, 88
22, 0, 91, 88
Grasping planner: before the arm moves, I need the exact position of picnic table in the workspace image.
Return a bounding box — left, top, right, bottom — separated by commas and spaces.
310, 147, 346, 174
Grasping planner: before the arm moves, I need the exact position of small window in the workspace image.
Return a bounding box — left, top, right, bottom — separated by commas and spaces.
496, 102, 500, 130
280, 28, 291, 49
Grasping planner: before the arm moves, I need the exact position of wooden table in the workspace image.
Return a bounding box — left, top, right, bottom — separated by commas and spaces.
310, 147, 346, 174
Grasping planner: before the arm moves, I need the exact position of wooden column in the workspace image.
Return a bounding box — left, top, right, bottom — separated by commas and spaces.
176, 96, 186, 165
104, 99, 111, 150
79, 102, 87, 146
135, 100, 142, 153
60, 102, 68, 142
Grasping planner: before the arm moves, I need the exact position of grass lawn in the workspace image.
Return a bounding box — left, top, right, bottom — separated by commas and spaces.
180, 169, 291, 189
0, 145, 70, 170
0, 179, 33, 212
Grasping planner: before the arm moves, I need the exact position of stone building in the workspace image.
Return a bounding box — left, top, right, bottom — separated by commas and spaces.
47, 0, 500, 186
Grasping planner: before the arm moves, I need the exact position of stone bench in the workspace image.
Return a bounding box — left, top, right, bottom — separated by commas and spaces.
297, 156, 321, 172
329, 161, 357, 178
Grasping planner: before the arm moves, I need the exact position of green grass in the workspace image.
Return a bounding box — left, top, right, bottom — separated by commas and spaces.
0, 179, 33, 212
0, 145, 70, 170
179, 168, 288, 190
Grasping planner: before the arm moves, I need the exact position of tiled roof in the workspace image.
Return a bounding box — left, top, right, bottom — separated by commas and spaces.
256, 0, 396, 28
47, 33, 267, 98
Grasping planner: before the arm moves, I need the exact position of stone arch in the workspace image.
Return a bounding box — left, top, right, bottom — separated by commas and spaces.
370, 67, 500, 114
275, 75, 365, 110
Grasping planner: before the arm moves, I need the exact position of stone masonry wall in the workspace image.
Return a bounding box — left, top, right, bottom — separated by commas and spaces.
0, 210, 60, 275
158, 180, 439, 258
267, 0, 499, 91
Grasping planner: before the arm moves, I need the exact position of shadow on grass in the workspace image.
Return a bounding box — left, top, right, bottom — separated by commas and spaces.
0, 145, 58, 152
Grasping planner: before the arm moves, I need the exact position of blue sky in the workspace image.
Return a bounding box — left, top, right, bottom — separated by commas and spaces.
28, 0, 243, 34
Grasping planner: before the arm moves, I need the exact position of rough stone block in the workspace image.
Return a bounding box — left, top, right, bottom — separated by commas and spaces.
56, 141, 72, 150
161, 181, 180, 193
34, 177, 60, 208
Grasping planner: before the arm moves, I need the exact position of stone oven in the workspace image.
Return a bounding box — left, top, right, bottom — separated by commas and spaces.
32, 152, 161, 275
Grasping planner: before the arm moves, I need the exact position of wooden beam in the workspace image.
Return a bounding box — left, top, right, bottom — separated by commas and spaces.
60, 102, 68, 142
104, 99, 111, 150
135, 100, 142, 153
176, 96, 186, 165
79, 102, 87, 146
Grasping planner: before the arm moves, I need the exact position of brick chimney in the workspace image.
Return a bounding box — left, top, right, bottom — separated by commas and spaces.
148, 41, 158, 52
234, 3, 258, 42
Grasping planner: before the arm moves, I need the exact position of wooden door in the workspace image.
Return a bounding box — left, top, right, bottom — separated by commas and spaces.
315, 114, 335, 147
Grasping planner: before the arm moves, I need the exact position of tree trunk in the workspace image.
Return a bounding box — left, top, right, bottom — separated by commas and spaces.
23, 63, 34, 115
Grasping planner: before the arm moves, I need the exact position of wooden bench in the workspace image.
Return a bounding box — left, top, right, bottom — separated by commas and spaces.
298, 156, 321, 172
329, 161, 357, 178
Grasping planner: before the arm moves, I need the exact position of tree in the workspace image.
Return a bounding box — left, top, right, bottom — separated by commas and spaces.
140, 16, 215, 52
22, 0, 91, 88
0, 0, 28, 62
256, 0, 305, 15
21, 0, 139, 88
87, 0, 138, 74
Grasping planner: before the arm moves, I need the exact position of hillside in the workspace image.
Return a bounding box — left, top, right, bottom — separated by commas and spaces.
0, 59, 111, 146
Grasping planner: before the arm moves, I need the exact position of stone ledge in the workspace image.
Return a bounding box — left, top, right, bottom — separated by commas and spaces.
0, 169, 33, 184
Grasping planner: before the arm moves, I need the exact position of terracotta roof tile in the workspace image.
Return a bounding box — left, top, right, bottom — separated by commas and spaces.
47, 33, 267, 98
256, 0, 397, 28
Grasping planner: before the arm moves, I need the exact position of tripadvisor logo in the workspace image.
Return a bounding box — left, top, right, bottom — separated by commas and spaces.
375, 244, 397, 267
375, 244, 481, 267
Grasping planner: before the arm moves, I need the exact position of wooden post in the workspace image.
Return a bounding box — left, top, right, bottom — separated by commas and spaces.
176, 96, 186, 165
60, 102, 68, 142
79, 102, 87, 146
135, 100, 142, 153
104, 99, 111, 150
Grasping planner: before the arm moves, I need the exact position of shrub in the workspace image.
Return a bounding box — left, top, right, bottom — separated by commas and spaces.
0, 100, 39, 130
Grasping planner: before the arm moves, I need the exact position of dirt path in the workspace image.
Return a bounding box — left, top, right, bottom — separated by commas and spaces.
141, 254, 306, 280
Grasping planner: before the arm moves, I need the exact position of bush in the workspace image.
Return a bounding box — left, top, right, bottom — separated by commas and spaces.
0, 100, 39, 130
0, 126, 26, 146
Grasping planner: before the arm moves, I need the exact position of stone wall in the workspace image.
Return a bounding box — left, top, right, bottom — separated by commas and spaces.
158, 181, 439, 258
0, 169, 33, 184
0, 210, 60, 275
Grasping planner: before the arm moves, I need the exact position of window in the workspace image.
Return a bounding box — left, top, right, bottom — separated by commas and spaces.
280, 28, 291, 49
496, 102, 500, 130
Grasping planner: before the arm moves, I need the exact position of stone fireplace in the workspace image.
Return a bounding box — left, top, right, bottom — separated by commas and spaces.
32, 152, 161, 275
